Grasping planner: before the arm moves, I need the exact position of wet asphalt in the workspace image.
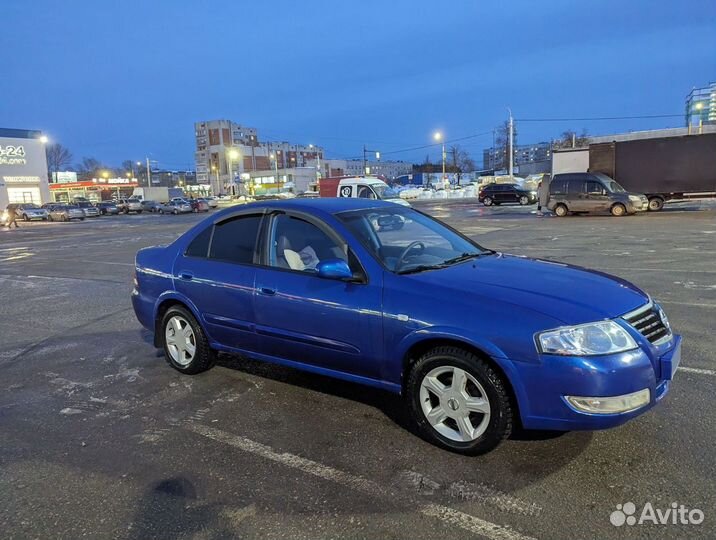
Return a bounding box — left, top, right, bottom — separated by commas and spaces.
1, 199, 715, 540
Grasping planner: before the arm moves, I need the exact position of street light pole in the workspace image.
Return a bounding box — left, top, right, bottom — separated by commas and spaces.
433, 132, 446, 185
146, 158, 152, 187
507, 108, 514, 179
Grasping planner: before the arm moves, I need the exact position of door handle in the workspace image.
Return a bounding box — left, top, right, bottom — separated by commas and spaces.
179, 271, 194, 281
258, 286, 276, 296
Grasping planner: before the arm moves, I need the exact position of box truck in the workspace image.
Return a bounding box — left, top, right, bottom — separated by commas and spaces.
131, 187, 184, 203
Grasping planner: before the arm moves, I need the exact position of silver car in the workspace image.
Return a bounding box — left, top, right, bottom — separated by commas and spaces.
158, 200, 192, 214
76, 202, 100, 217
47, 205, 86, 222
9, 203, 48, 221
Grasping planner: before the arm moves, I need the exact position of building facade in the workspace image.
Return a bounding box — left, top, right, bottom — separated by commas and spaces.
194, 120, 323, 195
308, 159, 413, 180
685, 82, 716, 129
0, 128, 50, 209
482, 141, 551, 171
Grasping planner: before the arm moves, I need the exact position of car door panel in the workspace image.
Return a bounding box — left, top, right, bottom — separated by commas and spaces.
253, 267, 383, 378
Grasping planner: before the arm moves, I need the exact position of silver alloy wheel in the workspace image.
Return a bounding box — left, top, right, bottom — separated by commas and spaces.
419, 366, 491, 442
165, 315, 197, 366
519, 195, 529, 205
484, 196, 493, 206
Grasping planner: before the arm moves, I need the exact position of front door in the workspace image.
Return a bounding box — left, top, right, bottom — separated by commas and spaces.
252, 212, 383, 379
582, 179, 611, 213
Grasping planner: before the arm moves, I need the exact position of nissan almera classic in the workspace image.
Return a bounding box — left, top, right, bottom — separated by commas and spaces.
131, 198, 680, 454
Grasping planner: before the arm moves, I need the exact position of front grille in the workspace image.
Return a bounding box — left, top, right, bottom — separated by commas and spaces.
622, 303, 671, 344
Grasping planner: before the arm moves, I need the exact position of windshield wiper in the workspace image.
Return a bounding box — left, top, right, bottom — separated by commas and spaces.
441, 252, 490, 266
396, 264, 447, 275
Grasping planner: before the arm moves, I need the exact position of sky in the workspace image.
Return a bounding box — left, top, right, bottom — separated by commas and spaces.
2, 0, 715, 169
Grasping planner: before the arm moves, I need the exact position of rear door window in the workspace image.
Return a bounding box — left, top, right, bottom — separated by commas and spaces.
185, 226, 213, 258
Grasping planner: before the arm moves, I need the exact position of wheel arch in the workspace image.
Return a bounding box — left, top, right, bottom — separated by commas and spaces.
400, 334, 525, 426
152, 292, 205, 348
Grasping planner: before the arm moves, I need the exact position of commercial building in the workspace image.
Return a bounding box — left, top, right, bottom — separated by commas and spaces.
0, 128, 50, 208
194, 120, 323, 195
685, 81, 716, 129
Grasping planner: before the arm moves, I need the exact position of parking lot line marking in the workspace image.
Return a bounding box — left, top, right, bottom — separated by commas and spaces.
659, 300, 716, 309
186, 423, 535, 540
679, 366, 716, 376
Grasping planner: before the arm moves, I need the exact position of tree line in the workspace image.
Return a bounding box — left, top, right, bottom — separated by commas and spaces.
45, 143, 143, 182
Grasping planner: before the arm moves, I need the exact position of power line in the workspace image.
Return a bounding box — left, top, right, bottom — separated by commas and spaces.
516, 114, 683, 122
337, 130, 494, 160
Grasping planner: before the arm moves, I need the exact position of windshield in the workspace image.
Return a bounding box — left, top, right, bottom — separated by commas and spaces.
337, 207, 489, 274
370, 184, 389, 199
22, 204, 40, 209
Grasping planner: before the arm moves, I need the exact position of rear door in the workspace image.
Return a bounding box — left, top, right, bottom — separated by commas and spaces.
173, 213, 263, 352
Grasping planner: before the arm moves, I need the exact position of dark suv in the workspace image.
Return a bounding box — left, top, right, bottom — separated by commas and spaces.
547, 173, 648, 217
478, 183, 537, 206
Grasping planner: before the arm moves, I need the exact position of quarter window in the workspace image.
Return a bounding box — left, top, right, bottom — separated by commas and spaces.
185, 226, 213, 258
209, 214, 262, 264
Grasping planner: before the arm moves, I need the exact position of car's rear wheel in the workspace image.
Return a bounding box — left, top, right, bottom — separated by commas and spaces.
553, 203, 568, 217
483, 196, 493, 206
22, 214, 29, 221
407, 346, 512, 455
519, 195, 529, 205
611, 203, 626, 217
161, 306, 215, 374
648, 197, 664, 211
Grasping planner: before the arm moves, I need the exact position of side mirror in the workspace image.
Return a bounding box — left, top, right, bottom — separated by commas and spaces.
316, 259, 354, 280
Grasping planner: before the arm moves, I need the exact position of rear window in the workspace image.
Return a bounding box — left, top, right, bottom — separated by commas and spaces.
209, 214, 262, 264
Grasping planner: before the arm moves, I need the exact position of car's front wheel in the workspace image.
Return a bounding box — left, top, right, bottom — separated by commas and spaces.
519, 195, 529, 205
161, 306, 215, 374
483, 196, 493, 206
407, 346, 512, 455
611, 203, 626, 217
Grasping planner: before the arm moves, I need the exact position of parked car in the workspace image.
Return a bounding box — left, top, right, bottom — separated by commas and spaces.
95, 201, 120, 215
478, 183, 537, 206
75, 201, 100, 217
8, 203, 48, 221
190, 198, 210, 213
548, 173, 649, 217
158, 200, 192, 214
141, 200, 161, 213
204, 196, 219, 208
132, 199, 679, 455
115, 198, 144, 214
47, 205, 85, 221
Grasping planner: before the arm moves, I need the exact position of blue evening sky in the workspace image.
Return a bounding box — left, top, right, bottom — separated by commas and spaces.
2, 0, 715, 169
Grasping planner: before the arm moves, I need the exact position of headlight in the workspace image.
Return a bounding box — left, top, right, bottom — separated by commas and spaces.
537, 320, 637, 356
628, 195, 641, 202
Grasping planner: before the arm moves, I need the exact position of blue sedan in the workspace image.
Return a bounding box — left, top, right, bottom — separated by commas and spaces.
131, 198, 680, 454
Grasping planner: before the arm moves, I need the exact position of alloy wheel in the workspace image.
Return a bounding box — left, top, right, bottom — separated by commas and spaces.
419, 366, 491, 442
165, 315, 197, 366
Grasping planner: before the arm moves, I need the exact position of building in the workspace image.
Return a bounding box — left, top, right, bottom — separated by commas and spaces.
149, 169, 197, 188
194, 120, 324, 195
482, 142, 551, 171
308, 159, 413, 180
0, 128, 50, 208
685, 82, 716, 129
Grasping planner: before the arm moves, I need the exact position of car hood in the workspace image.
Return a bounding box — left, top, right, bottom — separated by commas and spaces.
408, 253, 648, 325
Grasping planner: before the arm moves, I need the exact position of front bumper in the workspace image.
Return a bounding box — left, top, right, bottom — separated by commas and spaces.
515, 334, 680, 431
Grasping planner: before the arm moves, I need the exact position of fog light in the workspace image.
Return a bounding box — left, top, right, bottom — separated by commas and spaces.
565, 388, 650, 414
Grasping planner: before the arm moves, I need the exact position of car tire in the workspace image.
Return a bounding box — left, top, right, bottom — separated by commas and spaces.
48, 215, 53, 222
22, 214, 29, 221
407, 346, 512, 455
648, 197, 664, 211
161, 305, 215, 374
483, 196, 493, 206
519, 195, 529, 205
173, 209, 178, 215
554, 204, 568, 217
611, 203, 626, 217
80, 217, 85, 221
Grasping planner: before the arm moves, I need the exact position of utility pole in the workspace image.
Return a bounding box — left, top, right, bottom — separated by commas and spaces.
363, 145, 380, 176
146, 158, 152, 187
507, 108, 514, 178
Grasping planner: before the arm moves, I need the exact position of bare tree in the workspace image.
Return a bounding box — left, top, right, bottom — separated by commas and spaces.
554, 129, 590, 149
449, 145, 476, 181
76, 157, 104, 181
45, 143, 73, 181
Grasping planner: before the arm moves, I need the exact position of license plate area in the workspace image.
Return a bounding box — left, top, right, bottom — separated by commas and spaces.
660, 339, 681, 381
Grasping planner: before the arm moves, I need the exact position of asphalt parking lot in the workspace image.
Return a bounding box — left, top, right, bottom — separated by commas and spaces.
1, 200, 715, 539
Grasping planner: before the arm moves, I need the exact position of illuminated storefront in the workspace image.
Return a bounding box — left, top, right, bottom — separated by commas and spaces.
50, 178, 139, 202
0, 128, 50, 208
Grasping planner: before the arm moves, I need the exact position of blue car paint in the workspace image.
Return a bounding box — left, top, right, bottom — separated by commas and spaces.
132, 198, 678, 431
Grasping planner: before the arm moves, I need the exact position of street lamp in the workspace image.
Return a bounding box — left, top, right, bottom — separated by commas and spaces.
694, 102, 705, 134
39, 135, 48, 144
433, 131, 446, 182
270, 153, 280, 193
